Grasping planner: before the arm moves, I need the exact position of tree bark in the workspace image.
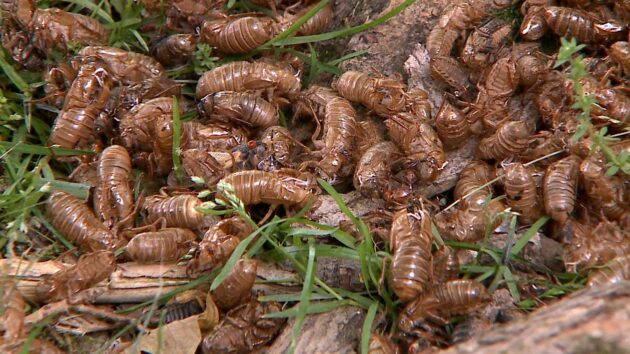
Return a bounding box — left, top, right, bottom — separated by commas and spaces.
441, 282, 630, 354
266, 306, 366, 354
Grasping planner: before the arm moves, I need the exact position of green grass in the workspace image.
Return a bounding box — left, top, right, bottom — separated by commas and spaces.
555, 37, 629, 176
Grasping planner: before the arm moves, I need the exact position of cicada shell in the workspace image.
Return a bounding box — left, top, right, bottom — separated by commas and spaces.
1, 0, 35, 28
579, 158, 629, 222
163, 0, 217, 32
543, 6, 627, 44
44, 63, 77, 108
218, 170, 314, 210
484, 57, 520, 99
151, 33, 197, 66
398, 280, 491, 333
434, 198, 507, 242
1, 280, 25, 342
388, 209, 433, 302
385, 113, 445, 182
201, 300, 284, 354
199, 91, 278, 129
504, 163, 544, 225
181, 149, 233, 187
610, 41, 630, 76
125, 228, 196, 263
283, 2, 333, 36
95, 145, 134, 229
461, 18, 513, 70
432, 246, 460, 284
143, 194, 204, 230
543, 155, 581, 224
196, 61, 301, 101
36, 250, 116, 302
353, 141, 400, 199
48, 63, 112, 150
519, 2, 550, 41
112, 76, 181, 118
519, 130, 566, 166
31, 8, 108, 53
587, 255, 630, 287
213, 258, 257, 310
426, 26, 459, 58
184, 121, 249, 152
454, 160, 495, 208
368, 334, 400, 354
430, 56, 472, 98
200, 16, 276, 54
1, 25, 44, 70
476, 121, 531, 161
334, 71, 407, 116
161, 289, 207, 324
188, 217, 251, 273
512, 43, 548, 87
313, 96, 360, 184
258, 126, 298, 171
120, 97, 180, 152
435, 99, 470, 150
78, 46, 164, 84
563, 219, 630, 273
47, 191, 123, 252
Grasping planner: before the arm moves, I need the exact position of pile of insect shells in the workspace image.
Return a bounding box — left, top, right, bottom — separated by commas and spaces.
1, 0, 629, 352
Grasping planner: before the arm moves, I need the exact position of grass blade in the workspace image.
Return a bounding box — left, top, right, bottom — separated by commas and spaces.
475, 265, 497, 283
0, 142, 95, 156
285, 227, 338, 237
261, 0, 330, 48
328, 50, 368, 66
291, 219, 356, 249
259, 292, 335, 302
431, 221, 445, 246
502, 266, 520, 303
0, 50, 30, 94
132, 29, 150, 52
361, 302, 378, 354
488, 265, 504, 293
36, 178, 90, 200
272, 0, 416, 46
288, 240, 317, 354
263, 299, 352, 318
502, 214, 518, 264
318, 178, 377, 292
461, 265, 495, 274
19, 318, 49, 354
317, 178, 368, 236
62, 0, 114, 22
511, 216, 550, 256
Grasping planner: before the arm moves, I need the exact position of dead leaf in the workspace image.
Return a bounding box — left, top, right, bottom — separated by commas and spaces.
124, 315, 201, 354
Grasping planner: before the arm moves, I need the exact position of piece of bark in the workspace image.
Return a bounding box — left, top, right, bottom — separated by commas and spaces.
266, 306, 366, 354
1, 259, 314, 304
440, 282, 630, 354
1, 259, 198, 303
315, 257, 365, 292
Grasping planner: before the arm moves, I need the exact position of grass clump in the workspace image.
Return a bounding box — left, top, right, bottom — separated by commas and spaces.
555, 37, 630, 176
